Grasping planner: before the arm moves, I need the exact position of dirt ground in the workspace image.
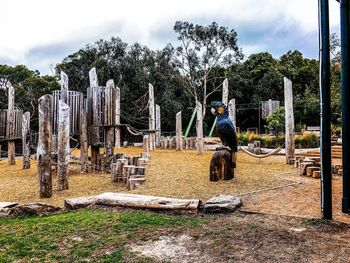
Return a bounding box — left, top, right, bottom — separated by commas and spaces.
127, 211, 350, 263
0, 148, 293, 207
1, 147, 350, 224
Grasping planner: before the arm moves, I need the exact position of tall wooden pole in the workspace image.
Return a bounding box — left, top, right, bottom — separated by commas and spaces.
105, 79, 116, 159
57, 100, 70, 191
283, 77, 295, 165
22, 111, 31, 169
38, 95, 52, 198
80, 109, 88, 173
222, 78, 229, 105
115, 86, 121, 148
148, 83, 156, 150
89, 67, 100, 170
7, 83, 15, 165
196, 101, 204, 155
156, 104, 161, 147
176, 111, 182, 151
228, 99, 236, 127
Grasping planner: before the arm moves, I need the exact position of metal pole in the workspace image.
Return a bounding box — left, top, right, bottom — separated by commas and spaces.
340, 0, 350, 213
319, 0, 332, 219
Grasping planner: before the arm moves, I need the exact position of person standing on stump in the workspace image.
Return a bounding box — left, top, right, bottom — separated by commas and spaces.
210, 101, 237, 170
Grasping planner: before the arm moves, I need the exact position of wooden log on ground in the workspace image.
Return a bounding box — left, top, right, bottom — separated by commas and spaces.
137, 158, 148, 166
127, 166, 146, 190
111, 158, 128, 182
22, 112, 31, 169
284, 77, 295, 164
299, 162, 315, 176
123, 165, 135, 183
57, 100, 70, 191
210, 149, 234, 181
306, 166, 320, 177
80, 109, 88, 173
37, 95, 53, 198
313, 170, 321, 178
96, 192, 201, 212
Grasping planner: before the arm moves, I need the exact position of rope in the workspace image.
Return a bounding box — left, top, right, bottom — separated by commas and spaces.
126, 125, 144, 136
240, 146, 282, 158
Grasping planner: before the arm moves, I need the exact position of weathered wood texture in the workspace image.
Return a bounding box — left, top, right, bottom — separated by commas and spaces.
7, 83, 16, 165
176, 111, 182, 151
22, 111, 31, 169
196, 101, 204, 155
228, 99, 236, 126
148, 83, 156, 150
60, 70, 68, 103
96, 192, 201, 212
210, 149, 234, 181
143, 135, 150, 153
284, 77, 295, 164
115, 85, 121, 148
156, 104, 161, 146
57, 100, 70, 191
52, 90, 83, 136
222, 78, 229, 105
111, 158, 128, 182
37, 95, 53, 198
80, 109, 88, 173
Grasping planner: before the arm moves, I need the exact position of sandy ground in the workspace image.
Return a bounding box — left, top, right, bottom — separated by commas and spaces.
1, 147, 350, 224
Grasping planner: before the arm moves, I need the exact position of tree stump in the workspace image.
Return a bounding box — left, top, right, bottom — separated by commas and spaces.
209, 149, 234, 181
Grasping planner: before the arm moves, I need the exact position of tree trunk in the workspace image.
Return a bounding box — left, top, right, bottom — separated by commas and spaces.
176, 111, 182, 151
22, 112, 31, 169
7, 83, 15, 165
156, 104, 161, 147
57, 100, 70, 191
228, 99, 236, 126
284, 77, 295, 164
148, 83, 156, 150
37, 95, 52, 198
196, 101, 204, 155
80, 109, 88, 173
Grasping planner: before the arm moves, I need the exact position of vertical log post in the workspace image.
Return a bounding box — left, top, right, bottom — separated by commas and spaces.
148, 83, 156, 150
57, 100, 70, 191
38, 95, 53, 198
22, 111, 31, 169
156, 104, 161, 147
284, 77, 295, 164
105, 80, 116, 161
228, 99, 236, 127
115, 86, 121, 148
80, 109, 88, 173
89, 67, 101, 171
7, 83, 15, 165
143, 135, 150, 153
196, 101, 204, 155
176, 111, 182, 151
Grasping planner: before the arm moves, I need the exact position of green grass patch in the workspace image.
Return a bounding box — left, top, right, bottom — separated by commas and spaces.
302, 218, 330, 226
0, 209, 204, 262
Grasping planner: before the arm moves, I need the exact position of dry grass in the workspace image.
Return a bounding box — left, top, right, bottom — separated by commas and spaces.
0, 148, 294, 207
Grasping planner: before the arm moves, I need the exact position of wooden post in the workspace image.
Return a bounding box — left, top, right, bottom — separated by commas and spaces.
80, 109, 88, 173
156, 104, 161, 147
148, 83, 155, 150
22, 111, 31, 169
143, 135, 150, 153
57, 100, 70, 191
176, 111, 182, 151
222, 78, 229, 105
196, 101, 204, 155
7, 83, 15, 165
115, 86, 121, 148
38, 95, 52, 198
60, 71, 69, 103
284, 77, 295, 164
105, 80, 115, 160
228, 99, 236, 127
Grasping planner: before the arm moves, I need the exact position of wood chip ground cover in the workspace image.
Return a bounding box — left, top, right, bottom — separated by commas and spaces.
0, 148, 294, 207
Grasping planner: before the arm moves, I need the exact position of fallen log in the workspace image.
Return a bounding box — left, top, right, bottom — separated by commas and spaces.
96, 192, 201, 212
64, 196, 98, 210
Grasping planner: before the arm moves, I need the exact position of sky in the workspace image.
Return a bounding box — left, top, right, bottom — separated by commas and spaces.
0, 0, 341, 75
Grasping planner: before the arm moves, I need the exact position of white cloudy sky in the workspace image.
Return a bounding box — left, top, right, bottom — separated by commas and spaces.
0, 0, 341, 75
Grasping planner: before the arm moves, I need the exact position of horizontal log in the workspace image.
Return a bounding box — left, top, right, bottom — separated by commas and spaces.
96, 192, 201, 212
64, 196, 98, 210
